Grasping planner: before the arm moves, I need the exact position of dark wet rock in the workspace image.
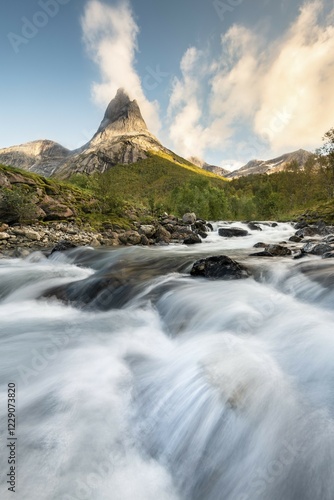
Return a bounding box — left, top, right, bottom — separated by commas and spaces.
190, 255, 251, 280
267, 244, 292, 256
50, 240, 77, 255
323, 235, 334, 244
302, 242, 333, 256
295, 223, 332, 238
207, 223, 214, 231
218, 227, 249, 238
140, 235, 149, 246
289, 235, 302, 243
192, 221, 207, 233
183, 234, 202, 245
295, 227, 319, 238
197, 230, 208, 239
293, 250, 306, 260
314, 220, 331, 236
294, 221, 308, 230
249, 250, 274, 257
44, 274, 135, 310
250, 244, 291, 257
253, 242, 267, 248
271, 223, 278, 227
248, 222, 262, 231
322, 252, 334, 259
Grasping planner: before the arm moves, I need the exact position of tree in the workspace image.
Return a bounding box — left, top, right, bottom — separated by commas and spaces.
0, 186, 39, 224
317, 127, 334, 198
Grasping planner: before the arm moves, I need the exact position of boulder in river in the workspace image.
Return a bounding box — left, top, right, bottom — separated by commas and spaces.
218, 227, 249, 238
183, 234, 202, 245
50, 240, 77, 255
247, 222, 262, 231
322, 252, 334, 259
289, 235, 302, 243
182, 213, 196, 224
190, 255, 251, 280
250, 244, 291, 257
302, 242, 333, 256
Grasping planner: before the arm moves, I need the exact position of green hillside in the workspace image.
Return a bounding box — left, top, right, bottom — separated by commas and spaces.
67, 152, 230, 221
2, 146, 334, 226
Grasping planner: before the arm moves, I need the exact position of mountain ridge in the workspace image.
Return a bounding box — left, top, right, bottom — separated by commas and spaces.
188, 157, 229, 177
227, 149, 314, 178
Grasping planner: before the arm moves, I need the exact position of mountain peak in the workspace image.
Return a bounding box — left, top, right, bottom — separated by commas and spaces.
0, 88, 168, 177
96, 88, 148, 136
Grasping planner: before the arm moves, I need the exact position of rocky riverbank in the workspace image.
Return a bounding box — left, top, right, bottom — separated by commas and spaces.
0, 212, 211, 258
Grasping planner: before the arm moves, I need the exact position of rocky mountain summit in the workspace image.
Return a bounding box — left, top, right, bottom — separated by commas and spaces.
227, 149, 314, 178
55, 89, 171, 178
0, 89, 171, 179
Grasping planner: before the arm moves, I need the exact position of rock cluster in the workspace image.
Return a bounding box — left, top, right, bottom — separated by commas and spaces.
0, 213, 211, 258
250, 220, 334, 259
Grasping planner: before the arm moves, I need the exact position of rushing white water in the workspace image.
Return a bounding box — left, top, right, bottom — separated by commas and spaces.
1, 223, 334, 500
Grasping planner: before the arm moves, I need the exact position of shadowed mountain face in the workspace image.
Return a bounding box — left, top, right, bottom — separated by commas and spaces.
0, 89, 169, 178
226, 149, 314, 178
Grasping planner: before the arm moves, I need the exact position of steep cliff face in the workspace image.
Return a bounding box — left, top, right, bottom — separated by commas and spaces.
0, 89, 170, 178
56, 88, 170, 178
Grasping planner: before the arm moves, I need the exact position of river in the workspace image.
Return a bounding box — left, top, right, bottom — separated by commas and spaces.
1, 222, 334, 500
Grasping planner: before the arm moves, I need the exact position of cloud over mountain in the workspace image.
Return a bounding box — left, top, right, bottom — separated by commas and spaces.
81, 0, 161, 134
168, 0, 334, 165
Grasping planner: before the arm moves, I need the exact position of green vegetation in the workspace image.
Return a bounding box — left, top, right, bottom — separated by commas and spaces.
0, 186, 39, 224
222, 130, 334, 222
0, 163, 96, 225
2, 128, 334, 226
68, 153, 228, 219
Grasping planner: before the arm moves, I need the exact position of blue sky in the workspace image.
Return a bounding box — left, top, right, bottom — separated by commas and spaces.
1, 0, 334, 169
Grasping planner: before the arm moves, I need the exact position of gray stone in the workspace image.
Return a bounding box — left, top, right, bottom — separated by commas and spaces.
302, 243, 333, 255
183, 234, 202, 245
139, 225, 156, 237
182, 213, 197, 225
219, 227, 249, 237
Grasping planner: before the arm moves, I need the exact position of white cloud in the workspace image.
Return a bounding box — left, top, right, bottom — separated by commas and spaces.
168, 47, 219, 159
168, 0, 334, 162
81, 0, 160, 133
254, 0, 334, 152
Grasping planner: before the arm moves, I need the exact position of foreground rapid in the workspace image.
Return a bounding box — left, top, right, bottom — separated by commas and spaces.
0, 222, 334, 500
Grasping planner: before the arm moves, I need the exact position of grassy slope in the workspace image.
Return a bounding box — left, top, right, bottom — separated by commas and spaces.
1, 154, 228, 227
85, 152, 227, 201
0, 163, 95, 222
296, 199, 334, 224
